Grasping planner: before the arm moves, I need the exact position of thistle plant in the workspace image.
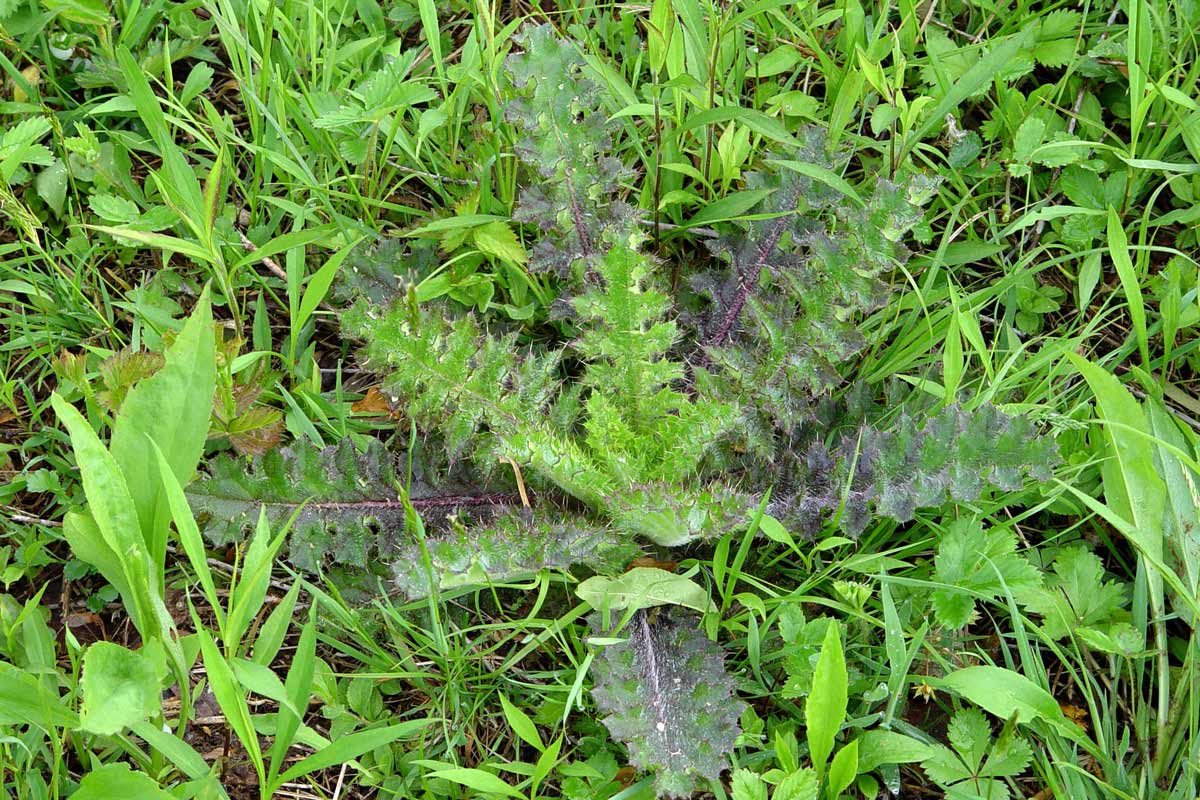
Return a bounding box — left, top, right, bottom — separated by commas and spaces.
186, 24, 1061, 797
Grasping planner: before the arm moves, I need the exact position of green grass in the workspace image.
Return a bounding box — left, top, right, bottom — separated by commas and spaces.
3, 0, 1200, 797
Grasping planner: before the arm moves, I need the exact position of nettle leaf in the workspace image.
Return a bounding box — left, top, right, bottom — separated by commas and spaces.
590, 608, 745, 797
931, 519, 1041, 629
189, 439, 514, 571
394, 511, 633, 599
94, 349, 165, 413
1018, 545, 1129, 640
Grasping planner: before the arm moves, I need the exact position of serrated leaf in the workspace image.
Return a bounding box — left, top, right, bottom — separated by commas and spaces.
773, 768, 818, 800
982, 729, 1032, 778
931, 519, 1040, 629
1009, 117, 1045, 175
224, 406, 285, 457
88, 193, 143, 223
590, 608, 745, 797
731, 769, 768, 800
473, 221, 528, 267
94, 349, 165, 413
1039, 9, 1082, 38
1059, 166, 1104, 209
189, 439, 406, 571
394, 510, 632, 599
946, 708, 991, 772
921, 744, 974, 786
507, 24, 634, 277
1018, 545, 1128, 639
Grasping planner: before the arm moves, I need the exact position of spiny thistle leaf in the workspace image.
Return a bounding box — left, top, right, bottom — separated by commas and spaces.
865, 402, 1059, 523
393, 510, 636, 599
342, 300, 561, 465
332, 237, 438, 307
769, 403, 1060, 537
188, 439, 515, 571
608, 481, 753, 547
590, 608, 745, 797
696, 138, 939, 456
506, 23, 635, 278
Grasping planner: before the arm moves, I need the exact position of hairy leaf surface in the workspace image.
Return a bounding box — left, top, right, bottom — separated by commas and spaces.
590, 608, 745, 797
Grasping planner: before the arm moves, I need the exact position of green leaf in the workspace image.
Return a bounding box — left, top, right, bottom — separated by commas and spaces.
0, 661, 76, 731
277, 721, 433, 785
51, 395, 163, 642
1068, 355, 1165, 614
88, 193, 143, 223
1106, 210, 1149, 368
194, 624, 264, 784
983, 728, 1033, 778
153, 441, 224, 631
62, 511, 134, 622
500, 693, 543, 751
931, 519, 1040, 629
731, 768, 769, 800
766, 159, 864, 207
35, 159, 68, 216
268, 609, 318, 790
296, 237, 364, 337
687, 188, 775, 227
394, 510, 633, 599
907, 31, 1030, 150
1146, 399, 1200, 620
86, 226, 214, 263
131, 720, 215, 781
826, 739, 858, 800
226, 510, 287, 649
939, 666, 1077, 738
252, 581, 301, 666
576, 568, 716, 614
774, 768, 818, 800
806, 620, 847, 777
71, 763, 173, 800
856, 730, 935, 772
427, 767, 523, 798
1018, 545, 1129, 640
110, 288, 216, 591
473, 221, 528, 267
920, 708, 1032, 797
80, 642, 163, 736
